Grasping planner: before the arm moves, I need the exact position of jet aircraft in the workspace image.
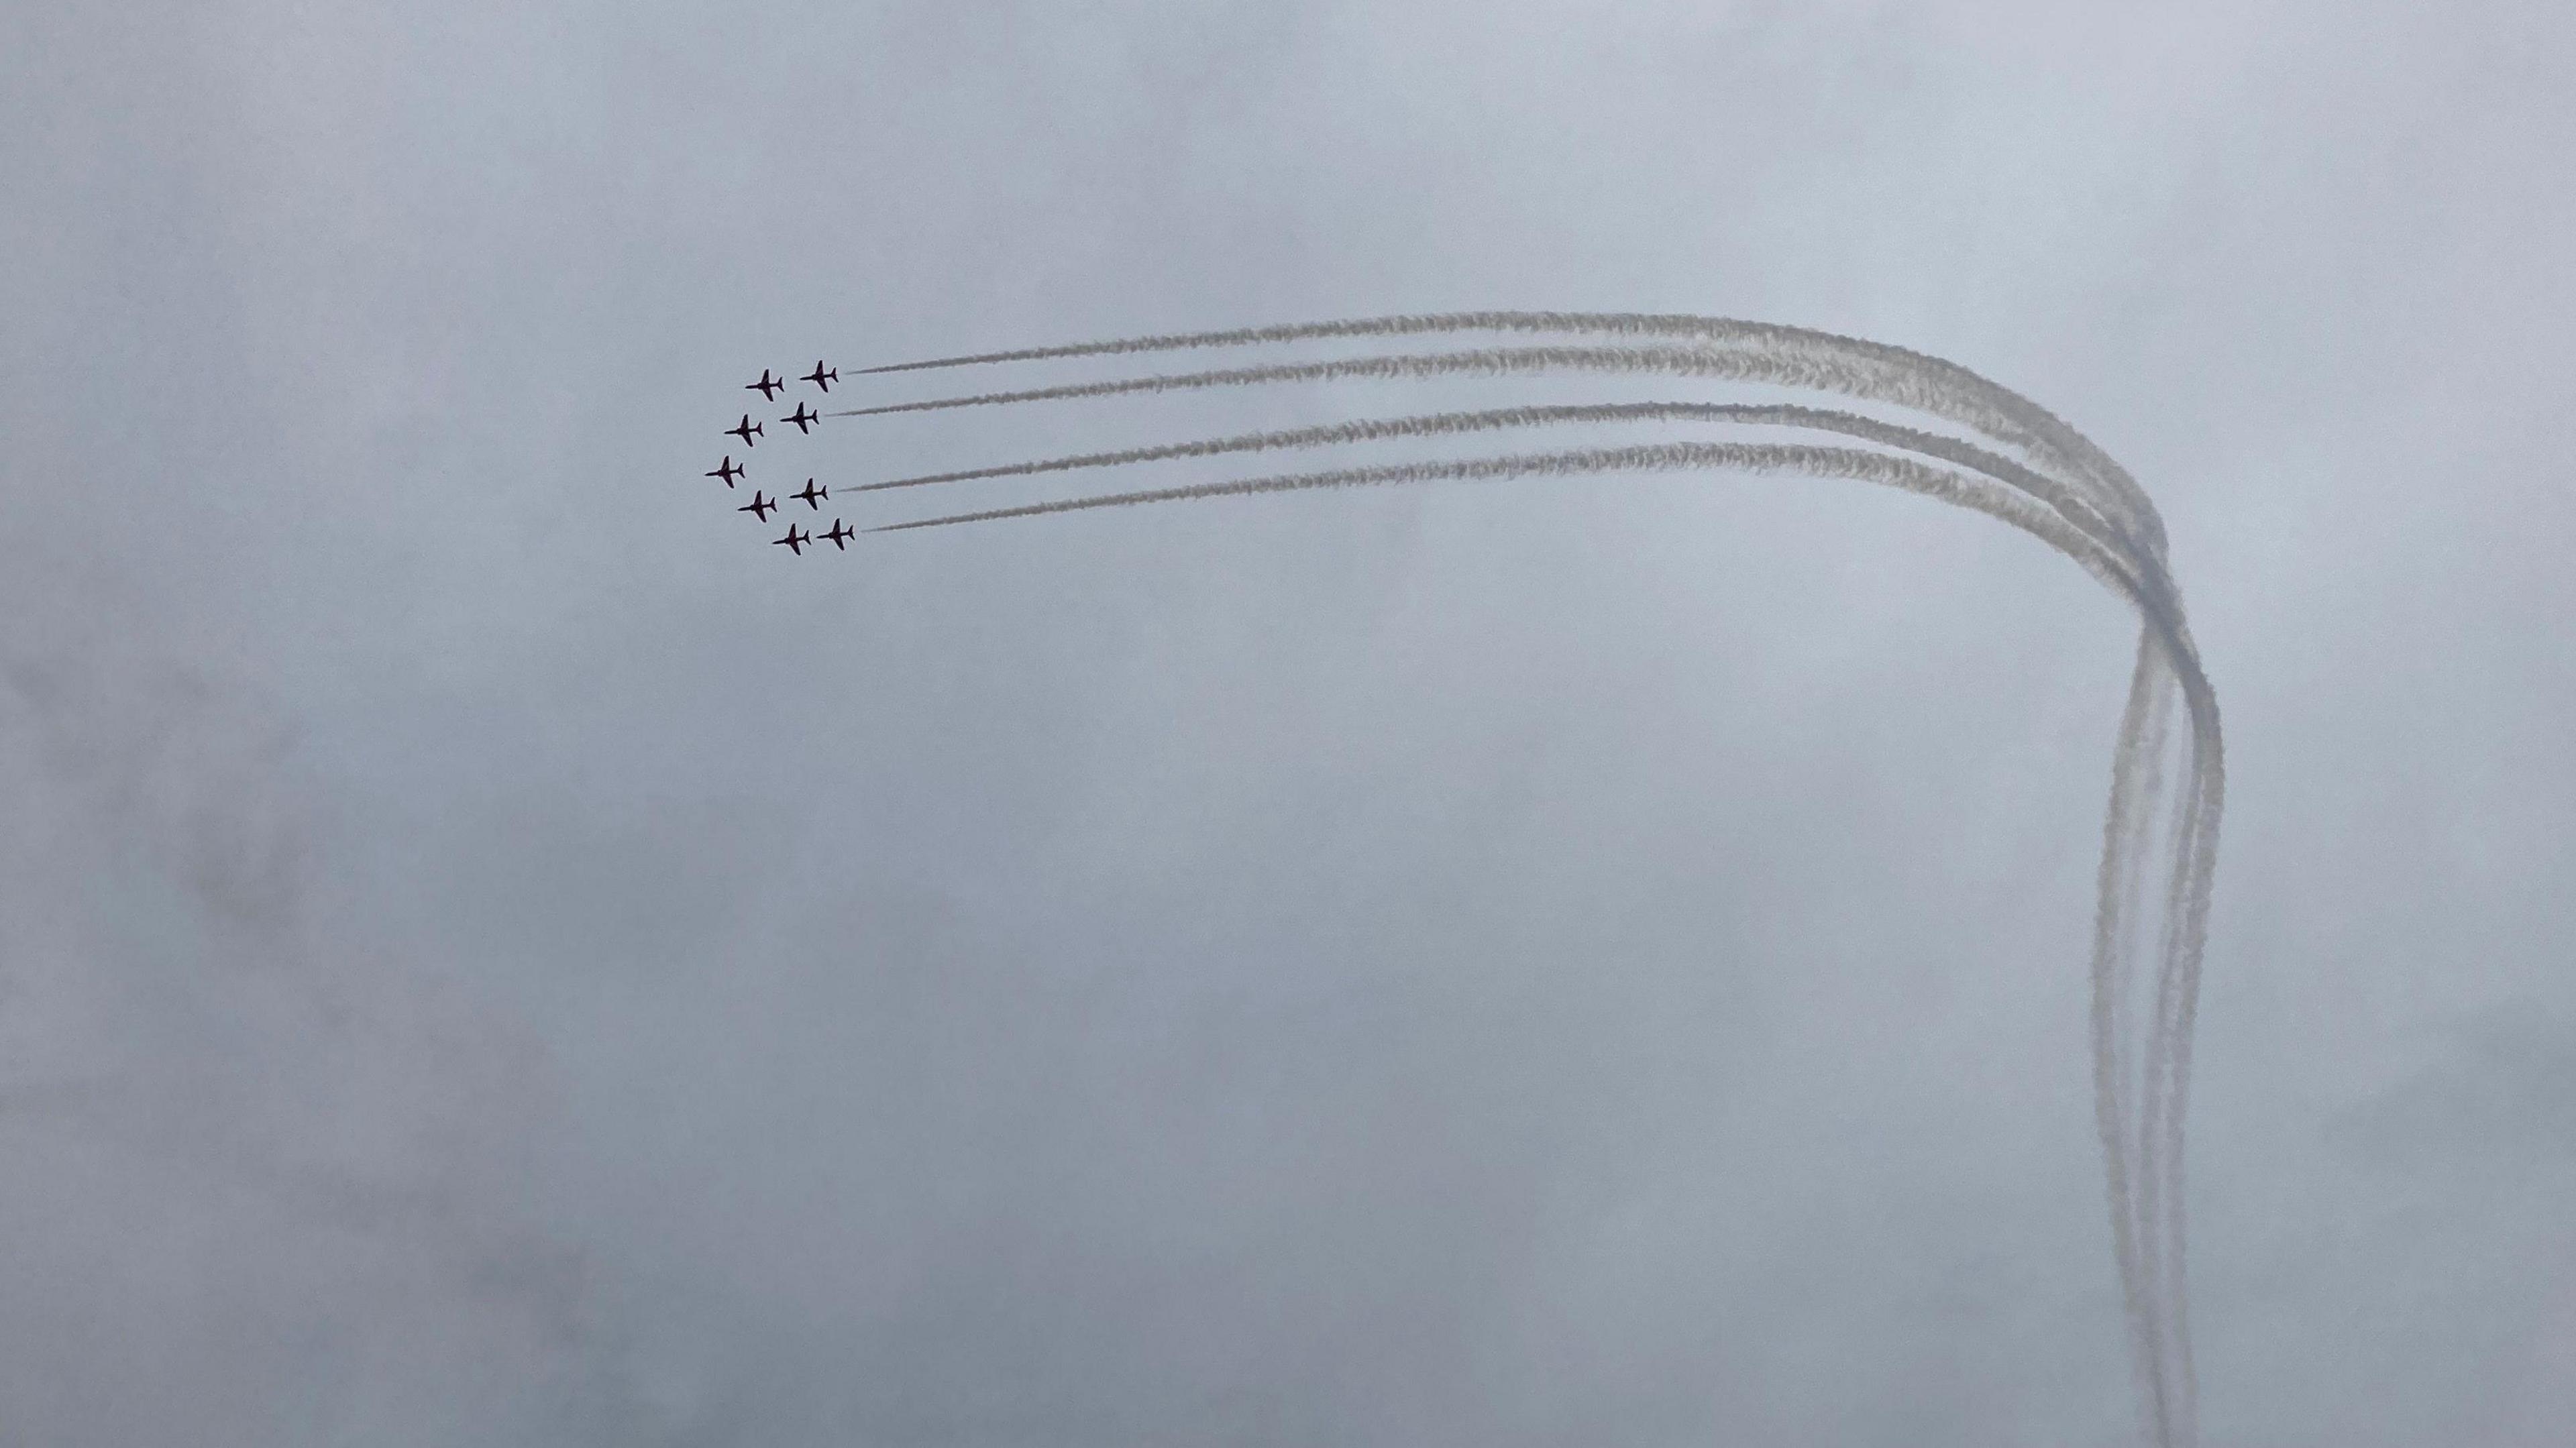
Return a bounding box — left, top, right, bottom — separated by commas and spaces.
802, 361, 838, 392
793, 478, 828, 510
738, 490, 776, 522
773, 524, 810, 555
727, 414, 764, 447
747, 368, 784, 400
705, 456, 744, 488
781, 401, 819, 435
820, 519, 855, 550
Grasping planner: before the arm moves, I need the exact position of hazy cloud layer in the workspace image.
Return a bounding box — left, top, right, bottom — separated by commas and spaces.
5, 1, 2571, 1443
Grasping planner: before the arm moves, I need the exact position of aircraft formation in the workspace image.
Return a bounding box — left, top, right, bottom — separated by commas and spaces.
704, 360, 853, 556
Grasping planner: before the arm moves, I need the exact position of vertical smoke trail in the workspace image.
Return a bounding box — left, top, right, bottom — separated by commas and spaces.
2092, 639, 2178, 1429
837, 321, 2222, 1447
2149, 679, 2224, 1444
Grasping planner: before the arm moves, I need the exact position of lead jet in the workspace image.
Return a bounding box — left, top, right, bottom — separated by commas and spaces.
738, 490, 776, 522
820, 519, 855, 551
780, 401, 819, 435
704, 455, 744, 488
802, 360, 838, 392
793, 478, 828, 510
727, 414, 764, 447
773, 524, 810, 555
747, 368, 784, 400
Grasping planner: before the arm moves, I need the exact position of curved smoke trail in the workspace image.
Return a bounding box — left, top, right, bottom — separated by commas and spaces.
849, 311, 2165, 553
830, 317, 2222, 1447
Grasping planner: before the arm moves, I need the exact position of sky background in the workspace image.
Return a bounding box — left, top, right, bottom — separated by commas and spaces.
5, 2, 2572, 1444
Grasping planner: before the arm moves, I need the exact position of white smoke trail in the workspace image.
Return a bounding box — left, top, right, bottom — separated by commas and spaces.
867, 441, 2145, 622
835, 325, 2222, 1447
2092, 638, 2178, 1429
832, 345, 1870, 420
2148, 677, 2224, 1437
853, 402, 1835, 490
852, 311, 2165, 554
833, 343, 2163, 563
849, 400, 2125, 555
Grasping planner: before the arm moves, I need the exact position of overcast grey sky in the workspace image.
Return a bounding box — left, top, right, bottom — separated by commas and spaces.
5, 3, 2571, 1444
